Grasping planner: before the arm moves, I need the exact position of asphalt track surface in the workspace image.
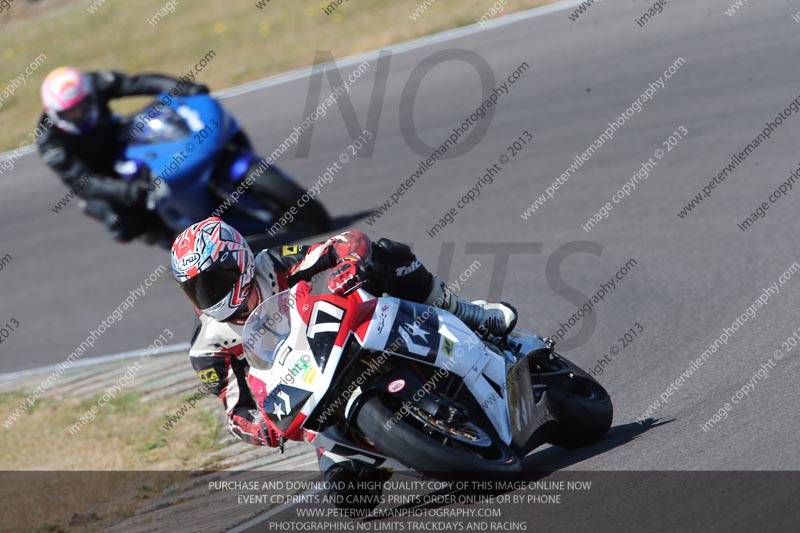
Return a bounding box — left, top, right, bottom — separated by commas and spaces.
3, 0, 800, 488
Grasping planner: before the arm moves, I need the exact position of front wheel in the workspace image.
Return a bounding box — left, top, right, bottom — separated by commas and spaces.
538, 354, 613, 448
354, 394, 522, 479
249, 164, 331, 234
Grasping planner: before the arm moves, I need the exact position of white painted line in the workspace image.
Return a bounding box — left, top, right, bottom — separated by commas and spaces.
1, 0, 589, 162
0, 145, 35, 162
0, 342, 190, 382
214, 0, 590, 99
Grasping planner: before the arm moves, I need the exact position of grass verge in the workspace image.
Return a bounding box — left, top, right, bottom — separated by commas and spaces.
0, 0, 557, 151
0, 389, 223, 531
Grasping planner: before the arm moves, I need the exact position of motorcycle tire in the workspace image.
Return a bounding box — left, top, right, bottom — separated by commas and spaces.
354, 394, 522, 479
249, 165, 332, 234
543, 356, 613, 449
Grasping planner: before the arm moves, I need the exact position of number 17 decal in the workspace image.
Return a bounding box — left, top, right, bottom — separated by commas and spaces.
307, 300, 345, 339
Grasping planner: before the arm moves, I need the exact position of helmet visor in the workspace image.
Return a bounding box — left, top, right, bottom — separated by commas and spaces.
56, 97, 96, 130
180, 253, 243, 311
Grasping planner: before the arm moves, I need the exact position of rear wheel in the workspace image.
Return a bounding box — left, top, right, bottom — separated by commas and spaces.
536, 354, 613, 448
249, 164, 331, 234
354, 394, 521, 479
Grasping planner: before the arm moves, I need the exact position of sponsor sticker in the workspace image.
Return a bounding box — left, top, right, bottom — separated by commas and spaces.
441, 338, 454, 358
387, 379, 406, 393
376, 304, 389, 334
303, 367, 318, 384
395, 259, 421, 276
198, 368, 219, 384
178, 252, 201, 270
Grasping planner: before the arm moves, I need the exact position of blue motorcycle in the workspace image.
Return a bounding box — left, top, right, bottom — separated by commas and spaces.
116, 94, 331, 244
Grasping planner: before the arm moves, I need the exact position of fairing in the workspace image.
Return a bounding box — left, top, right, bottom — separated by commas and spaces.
120, 94, 271, 234
243, 284, 548, 447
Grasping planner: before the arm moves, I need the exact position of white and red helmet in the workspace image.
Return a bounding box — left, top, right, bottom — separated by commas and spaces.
40, 66, 99, 134
171, 217, 256, 322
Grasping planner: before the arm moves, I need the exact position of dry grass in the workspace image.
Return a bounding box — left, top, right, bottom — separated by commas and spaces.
0, 391, 220, 470
0, 0, 556, 151
0, 390, 223, 531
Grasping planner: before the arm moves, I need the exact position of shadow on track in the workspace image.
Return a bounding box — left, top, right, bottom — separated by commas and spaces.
360, 418, 670, 522
521, 417, 670, 473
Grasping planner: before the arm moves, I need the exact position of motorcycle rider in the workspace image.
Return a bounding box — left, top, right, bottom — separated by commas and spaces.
171, 216, 518, 512
37, 66, 209, 243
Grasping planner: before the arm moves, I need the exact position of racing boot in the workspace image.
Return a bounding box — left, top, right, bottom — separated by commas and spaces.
424, 276, 518, 336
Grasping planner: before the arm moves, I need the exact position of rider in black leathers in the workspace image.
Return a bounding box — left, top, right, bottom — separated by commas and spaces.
37, 67, 208, 242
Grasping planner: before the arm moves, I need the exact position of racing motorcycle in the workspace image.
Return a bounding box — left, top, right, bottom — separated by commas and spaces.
242, 281, 613, 477
115, 94, 331, 245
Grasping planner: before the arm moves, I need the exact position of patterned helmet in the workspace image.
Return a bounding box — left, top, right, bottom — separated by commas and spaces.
171, 218, 255, 322
40, 67, 99, 134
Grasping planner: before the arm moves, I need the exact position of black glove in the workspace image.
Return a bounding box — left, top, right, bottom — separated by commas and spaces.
124, 180, 150, 208
186, 84, 210, 96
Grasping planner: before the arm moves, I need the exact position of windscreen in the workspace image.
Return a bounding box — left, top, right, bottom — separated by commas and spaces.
127, 105, 192, 145
242, 289, 295, 371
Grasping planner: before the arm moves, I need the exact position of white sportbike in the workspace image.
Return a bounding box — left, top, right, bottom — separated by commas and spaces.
243, 281, 613, 477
